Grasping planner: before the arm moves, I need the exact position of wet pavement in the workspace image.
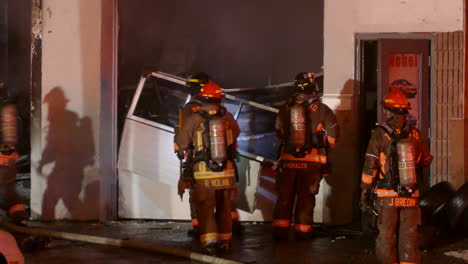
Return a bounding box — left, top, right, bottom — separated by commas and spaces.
11, 221, 467, 264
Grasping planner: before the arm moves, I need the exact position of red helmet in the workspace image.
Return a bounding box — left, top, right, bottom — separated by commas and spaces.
383, 91, 411, 114
198, 81, 222, 99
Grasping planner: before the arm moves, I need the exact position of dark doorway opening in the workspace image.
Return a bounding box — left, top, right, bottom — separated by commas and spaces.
0, 0, 32, 169
356, 40, 379, 232
0, 0, 33, 209
358, 40, 379, 164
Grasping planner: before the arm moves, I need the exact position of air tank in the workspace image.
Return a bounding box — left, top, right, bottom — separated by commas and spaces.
1, 104, 17, 146
290, 104, 306, 150
209, 117, 227, 165
397, 139, 417, 188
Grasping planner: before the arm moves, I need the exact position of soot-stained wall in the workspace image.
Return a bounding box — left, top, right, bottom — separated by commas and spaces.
118, 0, 324, 88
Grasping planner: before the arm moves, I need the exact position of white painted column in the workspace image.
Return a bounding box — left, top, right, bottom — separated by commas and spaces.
31, 0, 102, 220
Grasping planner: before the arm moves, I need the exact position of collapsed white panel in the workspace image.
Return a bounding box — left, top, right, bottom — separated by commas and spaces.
118, 118, 274, 221
117, 119, 190, 219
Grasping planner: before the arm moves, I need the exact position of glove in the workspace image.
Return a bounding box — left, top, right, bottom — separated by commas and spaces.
9, 206, 28, 225
360, 189, 369, 212
227, 144, 238, 161
178, 167, 194, 200
176, 150, 184, 161
183, 166, 193, 179
178, 177, 194, 201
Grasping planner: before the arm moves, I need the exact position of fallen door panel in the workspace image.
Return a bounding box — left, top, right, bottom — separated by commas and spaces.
117, 118, 189, 219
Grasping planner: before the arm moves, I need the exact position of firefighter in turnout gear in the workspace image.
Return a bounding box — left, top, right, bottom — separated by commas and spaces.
273, 72, 338, 240
361, 91, 433, 264
0, 82, 27, 224
175, 79, 240, 253
175, 72, 210, 236
174, 73, 242, 237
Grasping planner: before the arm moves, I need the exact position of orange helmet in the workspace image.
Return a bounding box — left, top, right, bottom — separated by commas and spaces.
383, 91, 411, 114
198, 80, 223, 99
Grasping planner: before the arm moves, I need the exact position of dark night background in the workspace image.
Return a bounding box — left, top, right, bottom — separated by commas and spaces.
118, 0, 324, 88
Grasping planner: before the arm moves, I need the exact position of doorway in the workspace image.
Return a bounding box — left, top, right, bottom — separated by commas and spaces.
357, 35, 432, 190
0, 1, 33, 205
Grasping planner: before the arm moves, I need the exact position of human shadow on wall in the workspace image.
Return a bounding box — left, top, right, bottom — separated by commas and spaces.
39, 87, 97, 220
324, 79, 361, 225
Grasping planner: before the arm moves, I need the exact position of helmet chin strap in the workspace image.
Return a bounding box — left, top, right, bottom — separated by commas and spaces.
294, 92, 316, 103
393, 114, 406, 125
386, 111, 407, 127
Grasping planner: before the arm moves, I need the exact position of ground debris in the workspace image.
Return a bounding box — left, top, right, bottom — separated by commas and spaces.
444, 250, 468, 261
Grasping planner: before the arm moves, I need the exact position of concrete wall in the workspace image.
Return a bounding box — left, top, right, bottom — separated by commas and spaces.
31, 0, 102, 220
321, 0, 464, 225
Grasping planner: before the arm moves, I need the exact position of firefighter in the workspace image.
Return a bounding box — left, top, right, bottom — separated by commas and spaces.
0, 82, 27, 224
175, 72, 209, 236
0, 83, 50, 251
174, 72, 242, 237
273, 72, 338, 240
360, 91, 433, 264
0, 229, 24, 264
175, 80, 240, 253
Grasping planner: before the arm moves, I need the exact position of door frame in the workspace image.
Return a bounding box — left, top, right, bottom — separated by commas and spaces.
355, 33, 435, 184
100, 0, 119, 221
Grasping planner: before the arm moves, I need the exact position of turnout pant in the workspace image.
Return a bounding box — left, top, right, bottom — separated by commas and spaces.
193, 187, 235, 247
272, 163, 322, 239
189, 190, 240, 229
0, 161, 27, 222
376, 204, 420, 264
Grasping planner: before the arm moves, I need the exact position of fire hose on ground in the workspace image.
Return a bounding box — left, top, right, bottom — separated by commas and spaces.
0, 216, 242, 264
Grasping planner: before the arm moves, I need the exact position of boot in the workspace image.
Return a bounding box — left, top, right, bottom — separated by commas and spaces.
187, 226, 199, 237
273, 227, 289, 240
295, 231, 313, 240
204, 242, 218, 255
218, 240, 230, 253
20, 236, 50, 252
232, 220, 244, 236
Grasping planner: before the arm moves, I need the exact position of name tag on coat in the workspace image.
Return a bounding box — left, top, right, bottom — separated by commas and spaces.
194, 169, 235, 190
382, 197, 418, 208
282, 161, 311, 169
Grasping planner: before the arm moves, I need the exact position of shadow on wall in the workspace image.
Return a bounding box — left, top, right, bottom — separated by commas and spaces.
324, 79, 361, 225
39, 87, 98, 220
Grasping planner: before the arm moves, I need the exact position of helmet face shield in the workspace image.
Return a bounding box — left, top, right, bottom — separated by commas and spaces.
187, 72, 209, 87
187, 78, 202, 87
187, 72, 210, 96
294, 72, 318, 97
294, 83, 315, 94
384, 105, 409, 115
